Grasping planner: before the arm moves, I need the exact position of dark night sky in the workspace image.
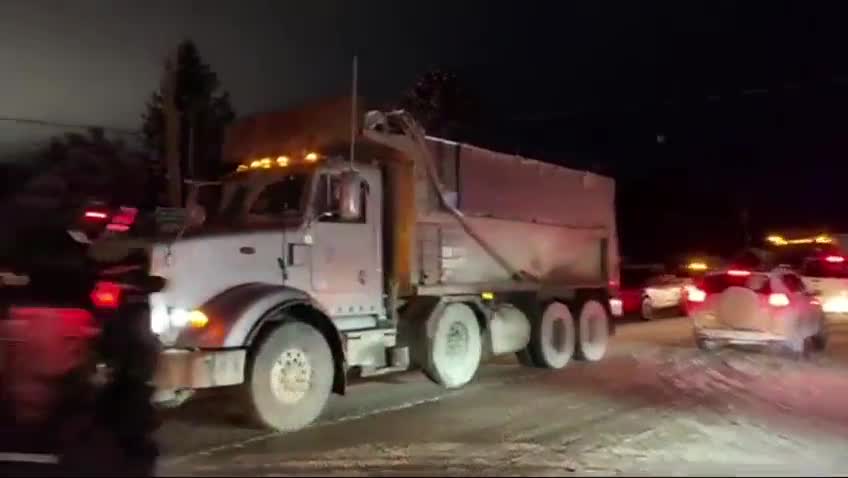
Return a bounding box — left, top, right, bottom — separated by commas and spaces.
3, 2, 848, 261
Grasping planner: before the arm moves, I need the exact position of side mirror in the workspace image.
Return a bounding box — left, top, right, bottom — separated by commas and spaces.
139, 275, 168, 294
337, 170, 365, 222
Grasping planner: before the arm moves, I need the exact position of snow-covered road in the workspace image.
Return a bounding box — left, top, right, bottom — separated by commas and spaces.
157, 317, 848, 476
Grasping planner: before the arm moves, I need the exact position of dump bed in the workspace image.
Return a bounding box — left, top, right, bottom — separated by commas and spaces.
221, 97, 618, 294
413, 137, 618, 292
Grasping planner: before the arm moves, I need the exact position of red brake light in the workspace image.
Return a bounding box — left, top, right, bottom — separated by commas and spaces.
111, 207, 138, 226
106, 223, 130, 232
768, 292, 790, 308
727, 269, 751, 277
84, 210, 109, 221
825, 255, 845, 264
91, 281, 122, 309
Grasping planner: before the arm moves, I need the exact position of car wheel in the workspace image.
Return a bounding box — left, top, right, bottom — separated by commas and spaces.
695, 335, 719, 351
784, 335, 813, 360
244, 321, 334, 432
812, 321, 828, 352
640, 296, 654, 321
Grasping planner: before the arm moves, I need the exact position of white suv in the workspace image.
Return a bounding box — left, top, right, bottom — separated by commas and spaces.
685, 268, 828, 354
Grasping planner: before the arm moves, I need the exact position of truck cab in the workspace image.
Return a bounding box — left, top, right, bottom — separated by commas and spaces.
150, 157, 386, 344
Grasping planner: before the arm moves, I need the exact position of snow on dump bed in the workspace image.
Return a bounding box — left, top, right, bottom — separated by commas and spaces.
426, 137, 615, 230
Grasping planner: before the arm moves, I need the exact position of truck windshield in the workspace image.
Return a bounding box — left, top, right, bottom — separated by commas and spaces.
217, 173, 310, 225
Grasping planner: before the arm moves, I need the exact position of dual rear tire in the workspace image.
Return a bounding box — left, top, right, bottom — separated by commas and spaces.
518, 298, 611, 369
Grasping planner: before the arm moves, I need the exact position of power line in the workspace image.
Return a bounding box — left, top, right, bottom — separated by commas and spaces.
0, 116, 139, 136
506, 74, 848, 122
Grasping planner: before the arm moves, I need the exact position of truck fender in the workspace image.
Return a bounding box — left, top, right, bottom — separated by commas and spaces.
177, 282, 347, 394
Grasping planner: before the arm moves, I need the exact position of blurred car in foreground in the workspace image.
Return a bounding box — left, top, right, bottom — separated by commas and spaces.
685, 267, 827, 354
0, 202, 162, 475
619, 265, 687, 320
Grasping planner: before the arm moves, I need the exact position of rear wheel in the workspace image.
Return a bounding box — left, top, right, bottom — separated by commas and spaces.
575, 298, 610, 362
784, 335, 813, 360
812, 320, 828, 351
243, 321, 334, 431
695, 335, 719, 351
640, 296, 654, 321
517, 301, 576, 369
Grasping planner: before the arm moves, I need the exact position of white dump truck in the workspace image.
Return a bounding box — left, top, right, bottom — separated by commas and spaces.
150, 98, 621, 431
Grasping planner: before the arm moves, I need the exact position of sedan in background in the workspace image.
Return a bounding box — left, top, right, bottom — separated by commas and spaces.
619, 265, 687, 320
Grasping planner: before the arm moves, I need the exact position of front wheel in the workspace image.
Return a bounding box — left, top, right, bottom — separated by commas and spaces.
243, 321, 334, 432
423, 303, 482, 389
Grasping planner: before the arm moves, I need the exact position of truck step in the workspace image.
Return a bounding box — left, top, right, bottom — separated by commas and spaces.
359, 346, 410, 378
359, 364, 410, 378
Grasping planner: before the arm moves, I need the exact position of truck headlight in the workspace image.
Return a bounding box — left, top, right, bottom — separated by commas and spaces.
170, 308, 189, 327
150, 305, 209, 335
150, 304, 170, 334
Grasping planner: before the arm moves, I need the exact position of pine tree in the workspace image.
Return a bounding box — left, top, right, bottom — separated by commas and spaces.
141, 40, 235, 204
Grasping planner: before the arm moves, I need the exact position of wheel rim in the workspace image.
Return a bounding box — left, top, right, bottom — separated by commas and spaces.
446, 321, 470, 358
270, 348, 312, 404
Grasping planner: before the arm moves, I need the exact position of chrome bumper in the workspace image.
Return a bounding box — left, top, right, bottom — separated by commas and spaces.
154, 348, 245, 390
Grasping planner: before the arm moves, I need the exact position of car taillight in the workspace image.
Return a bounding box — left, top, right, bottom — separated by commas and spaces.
768, 292, 790, 308
727, 269, 751, 277
83, 206, 136, 232
84, 210, 109, 221
825, 255, 845, 264
90, 281, 122, 309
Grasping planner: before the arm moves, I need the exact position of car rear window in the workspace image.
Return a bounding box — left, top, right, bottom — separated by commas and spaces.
800, 256, 848, 278
701, 273, 770, 294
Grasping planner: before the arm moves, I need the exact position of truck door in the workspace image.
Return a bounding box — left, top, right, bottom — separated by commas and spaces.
309, 171, 383, 318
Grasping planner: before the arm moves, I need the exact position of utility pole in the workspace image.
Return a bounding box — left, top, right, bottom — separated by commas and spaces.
161, 49, 182, 207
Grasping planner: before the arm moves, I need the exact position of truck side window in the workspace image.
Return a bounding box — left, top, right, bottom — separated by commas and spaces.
315, 174, 368, 224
